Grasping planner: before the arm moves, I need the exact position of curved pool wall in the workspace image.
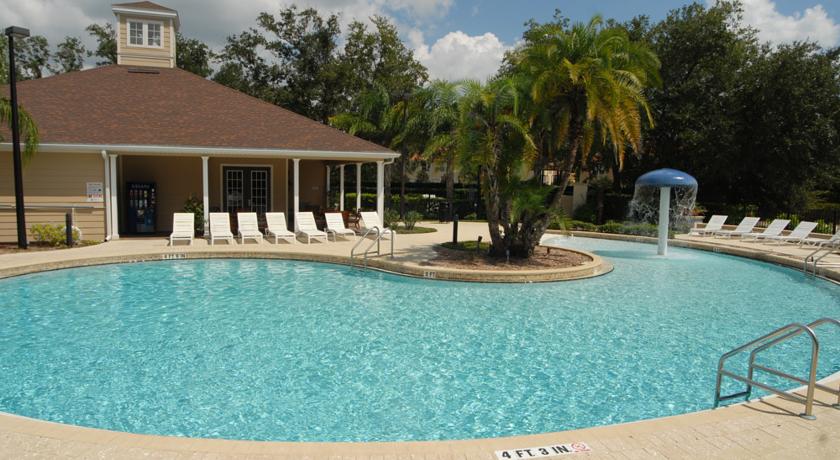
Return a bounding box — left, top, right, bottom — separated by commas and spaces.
0, 238, 837, 442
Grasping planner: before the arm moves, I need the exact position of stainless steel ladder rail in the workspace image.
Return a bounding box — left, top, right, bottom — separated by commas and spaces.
349, 226, 395, 268
746, 318, 840, 411
714, 318, 840, 419
804, 243, 840, 276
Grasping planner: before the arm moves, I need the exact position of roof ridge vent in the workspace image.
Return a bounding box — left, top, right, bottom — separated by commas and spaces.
127, 68, 161, 74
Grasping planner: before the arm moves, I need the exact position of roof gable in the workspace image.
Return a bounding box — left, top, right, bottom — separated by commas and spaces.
2, 66, 393, 156
112, 1, 177, 13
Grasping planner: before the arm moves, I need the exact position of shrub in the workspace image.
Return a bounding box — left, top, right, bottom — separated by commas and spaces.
31, 224, 80, 247
403, 211, 422, 230
383, 209, 400, 227
463, 212, 478, 220
568, 220, 598, 232
598, 220, 624, 234
183, 195, 204, 234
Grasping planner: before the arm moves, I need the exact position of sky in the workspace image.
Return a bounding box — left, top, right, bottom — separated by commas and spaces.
1, 0, 839, 81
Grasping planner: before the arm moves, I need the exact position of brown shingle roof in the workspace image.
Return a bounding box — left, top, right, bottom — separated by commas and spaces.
112, 1, 178, 13
2, 65, 393, 155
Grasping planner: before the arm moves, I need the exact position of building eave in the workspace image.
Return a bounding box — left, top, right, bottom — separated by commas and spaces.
0, 142, 400, 161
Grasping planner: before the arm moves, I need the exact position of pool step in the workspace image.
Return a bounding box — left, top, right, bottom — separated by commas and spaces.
713, 317, 840, 419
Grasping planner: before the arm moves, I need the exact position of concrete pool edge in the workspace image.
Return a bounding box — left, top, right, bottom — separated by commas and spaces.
0, 246, 612, 284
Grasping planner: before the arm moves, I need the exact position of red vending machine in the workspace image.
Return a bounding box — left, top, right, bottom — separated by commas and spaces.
126, 182, 157, 234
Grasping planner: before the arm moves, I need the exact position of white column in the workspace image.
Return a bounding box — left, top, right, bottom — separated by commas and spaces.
339, 164, 345, 211
201, 156, 210, 235
101, 151, 112, 240
356, 162, 362, 210
376, 160, 385, 219
658, 186, 671, 256
293, 158, 300, 230
325, 165, 331, 208
109, 154, 120, 239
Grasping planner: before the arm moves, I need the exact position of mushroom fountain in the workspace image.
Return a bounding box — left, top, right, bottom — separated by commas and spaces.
631, 168, 698, 256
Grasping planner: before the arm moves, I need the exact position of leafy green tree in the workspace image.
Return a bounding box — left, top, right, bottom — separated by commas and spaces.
340, 17, 428, 103
734, 43, 840, 213
458, 78, 536, 257
51, 36, 86, 74
16, 35, 51, 79
176, 33, 214, 77
505, 15, 659, 253
86, 23, 117, 66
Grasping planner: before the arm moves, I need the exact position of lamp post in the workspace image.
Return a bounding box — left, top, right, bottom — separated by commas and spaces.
5, 26, 30, 249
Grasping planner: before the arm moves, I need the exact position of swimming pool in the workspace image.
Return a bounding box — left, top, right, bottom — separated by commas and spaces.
0, 237, 837, 442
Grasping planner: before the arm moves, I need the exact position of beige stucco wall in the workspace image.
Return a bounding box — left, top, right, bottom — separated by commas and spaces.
298, 160, 326, 210
0, 152, 106, 242
117, 14, 175, 68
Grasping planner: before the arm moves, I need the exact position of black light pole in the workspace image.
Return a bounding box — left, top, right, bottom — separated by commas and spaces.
5, 26, 30, 249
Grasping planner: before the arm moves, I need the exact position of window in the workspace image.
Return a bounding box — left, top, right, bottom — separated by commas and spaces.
129, 21, 144, 45
126, 20, 163, 48
147, 23, 161, 47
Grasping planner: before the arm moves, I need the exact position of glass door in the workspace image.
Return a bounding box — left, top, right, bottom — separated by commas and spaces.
222, 166, 271, 212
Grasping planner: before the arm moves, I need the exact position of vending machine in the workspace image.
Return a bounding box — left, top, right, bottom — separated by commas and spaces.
126, 182, 156, 234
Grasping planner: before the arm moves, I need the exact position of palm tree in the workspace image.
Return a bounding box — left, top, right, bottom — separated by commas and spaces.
512, 15, 660, 243
458, 77, 536, 256
399, 80, 461, 219
0, 98, 39, 162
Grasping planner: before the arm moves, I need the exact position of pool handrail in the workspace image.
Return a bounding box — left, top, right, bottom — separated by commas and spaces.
350, 226, 395, 268
713, 321, 822, 418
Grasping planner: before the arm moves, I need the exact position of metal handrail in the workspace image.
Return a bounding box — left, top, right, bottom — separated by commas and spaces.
804, 242, 840, 275
349, 226, 396, 268
714, 322, 821, 419
350, 226, 380, 266
746, 318, 840, 409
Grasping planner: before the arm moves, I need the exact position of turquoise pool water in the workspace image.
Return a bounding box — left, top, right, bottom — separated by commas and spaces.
0, 237, 838, 442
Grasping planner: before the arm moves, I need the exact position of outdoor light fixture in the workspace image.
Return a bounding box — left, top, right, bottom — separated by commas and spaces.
5, 25, 31, 249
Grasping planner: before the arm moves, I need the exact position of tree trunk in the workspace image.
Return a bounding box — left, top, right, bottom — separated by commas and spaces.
384, 162, 392, 209
516, 105, 586, 257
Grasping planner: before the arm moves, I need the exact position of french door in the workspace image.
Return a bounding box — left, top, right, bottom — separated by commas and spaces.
222, 166, 271, 213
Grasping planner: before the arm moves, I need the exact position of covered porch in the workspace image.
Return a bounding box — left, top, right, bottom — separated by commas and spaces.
102, 150, 392, 239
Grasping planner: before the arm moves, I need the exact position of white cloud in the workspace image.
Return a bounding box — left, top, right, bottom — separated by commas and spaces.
0, 0, 455, 53
414, 31, 510, 81
735, 0, 840, 46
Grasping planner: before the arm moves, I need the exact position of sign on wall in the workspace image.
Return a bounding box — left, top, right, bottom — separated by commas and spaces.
86, 182, 104, 202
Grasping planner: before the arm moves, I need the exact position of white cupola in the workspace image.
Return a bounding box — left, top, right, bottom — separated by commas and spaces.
112, 1, 180, 68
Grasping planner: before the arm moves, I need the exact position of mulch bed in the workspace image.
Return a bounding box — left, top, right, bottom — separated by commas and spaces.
427, 245, 591, 271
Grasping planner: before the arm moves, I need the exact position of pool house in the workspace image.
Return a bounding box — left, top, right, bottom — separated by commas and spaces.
0, 1, 398, 243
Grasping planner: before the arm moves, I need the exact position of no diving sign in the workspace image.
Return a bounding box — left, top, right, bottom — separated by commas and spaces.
495, 442, 591, 459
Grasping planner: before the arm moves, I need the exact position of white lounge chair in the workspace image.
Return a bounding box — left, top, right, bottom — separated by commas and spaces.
169, 213, 194, 246
209, 212, 235, 245
236, 212, 263, 244
324, 213, 356, 241
766, 221, 818, 245
694, 215, 728, 236
295, 212, 328, 244
740, 219, 790, 241
359, 211, 396, 239
712, 217, 760, 239
265, 212, 295, 244
799, 228, 840, 247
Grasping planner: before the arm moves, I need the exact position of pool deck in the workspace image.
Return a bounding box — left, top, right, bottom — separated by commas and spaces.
0, 223, 838, 459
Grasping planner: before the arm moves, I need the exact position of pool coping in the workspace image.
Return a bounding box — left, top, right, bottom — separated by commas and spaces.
0, 246, 612, 284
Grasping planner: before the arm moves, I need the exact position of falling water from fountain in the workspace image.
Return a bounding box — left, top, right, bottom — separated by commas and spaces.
629, 169, 698, 256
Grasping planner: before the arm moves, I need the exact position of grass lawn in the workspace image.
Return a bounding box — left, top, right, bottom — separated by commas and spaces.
389, 225, 437, 234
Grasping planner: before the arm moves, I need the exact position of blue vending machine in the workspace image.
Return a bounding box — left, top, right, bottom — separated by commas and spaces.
127, 182, 156, 234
